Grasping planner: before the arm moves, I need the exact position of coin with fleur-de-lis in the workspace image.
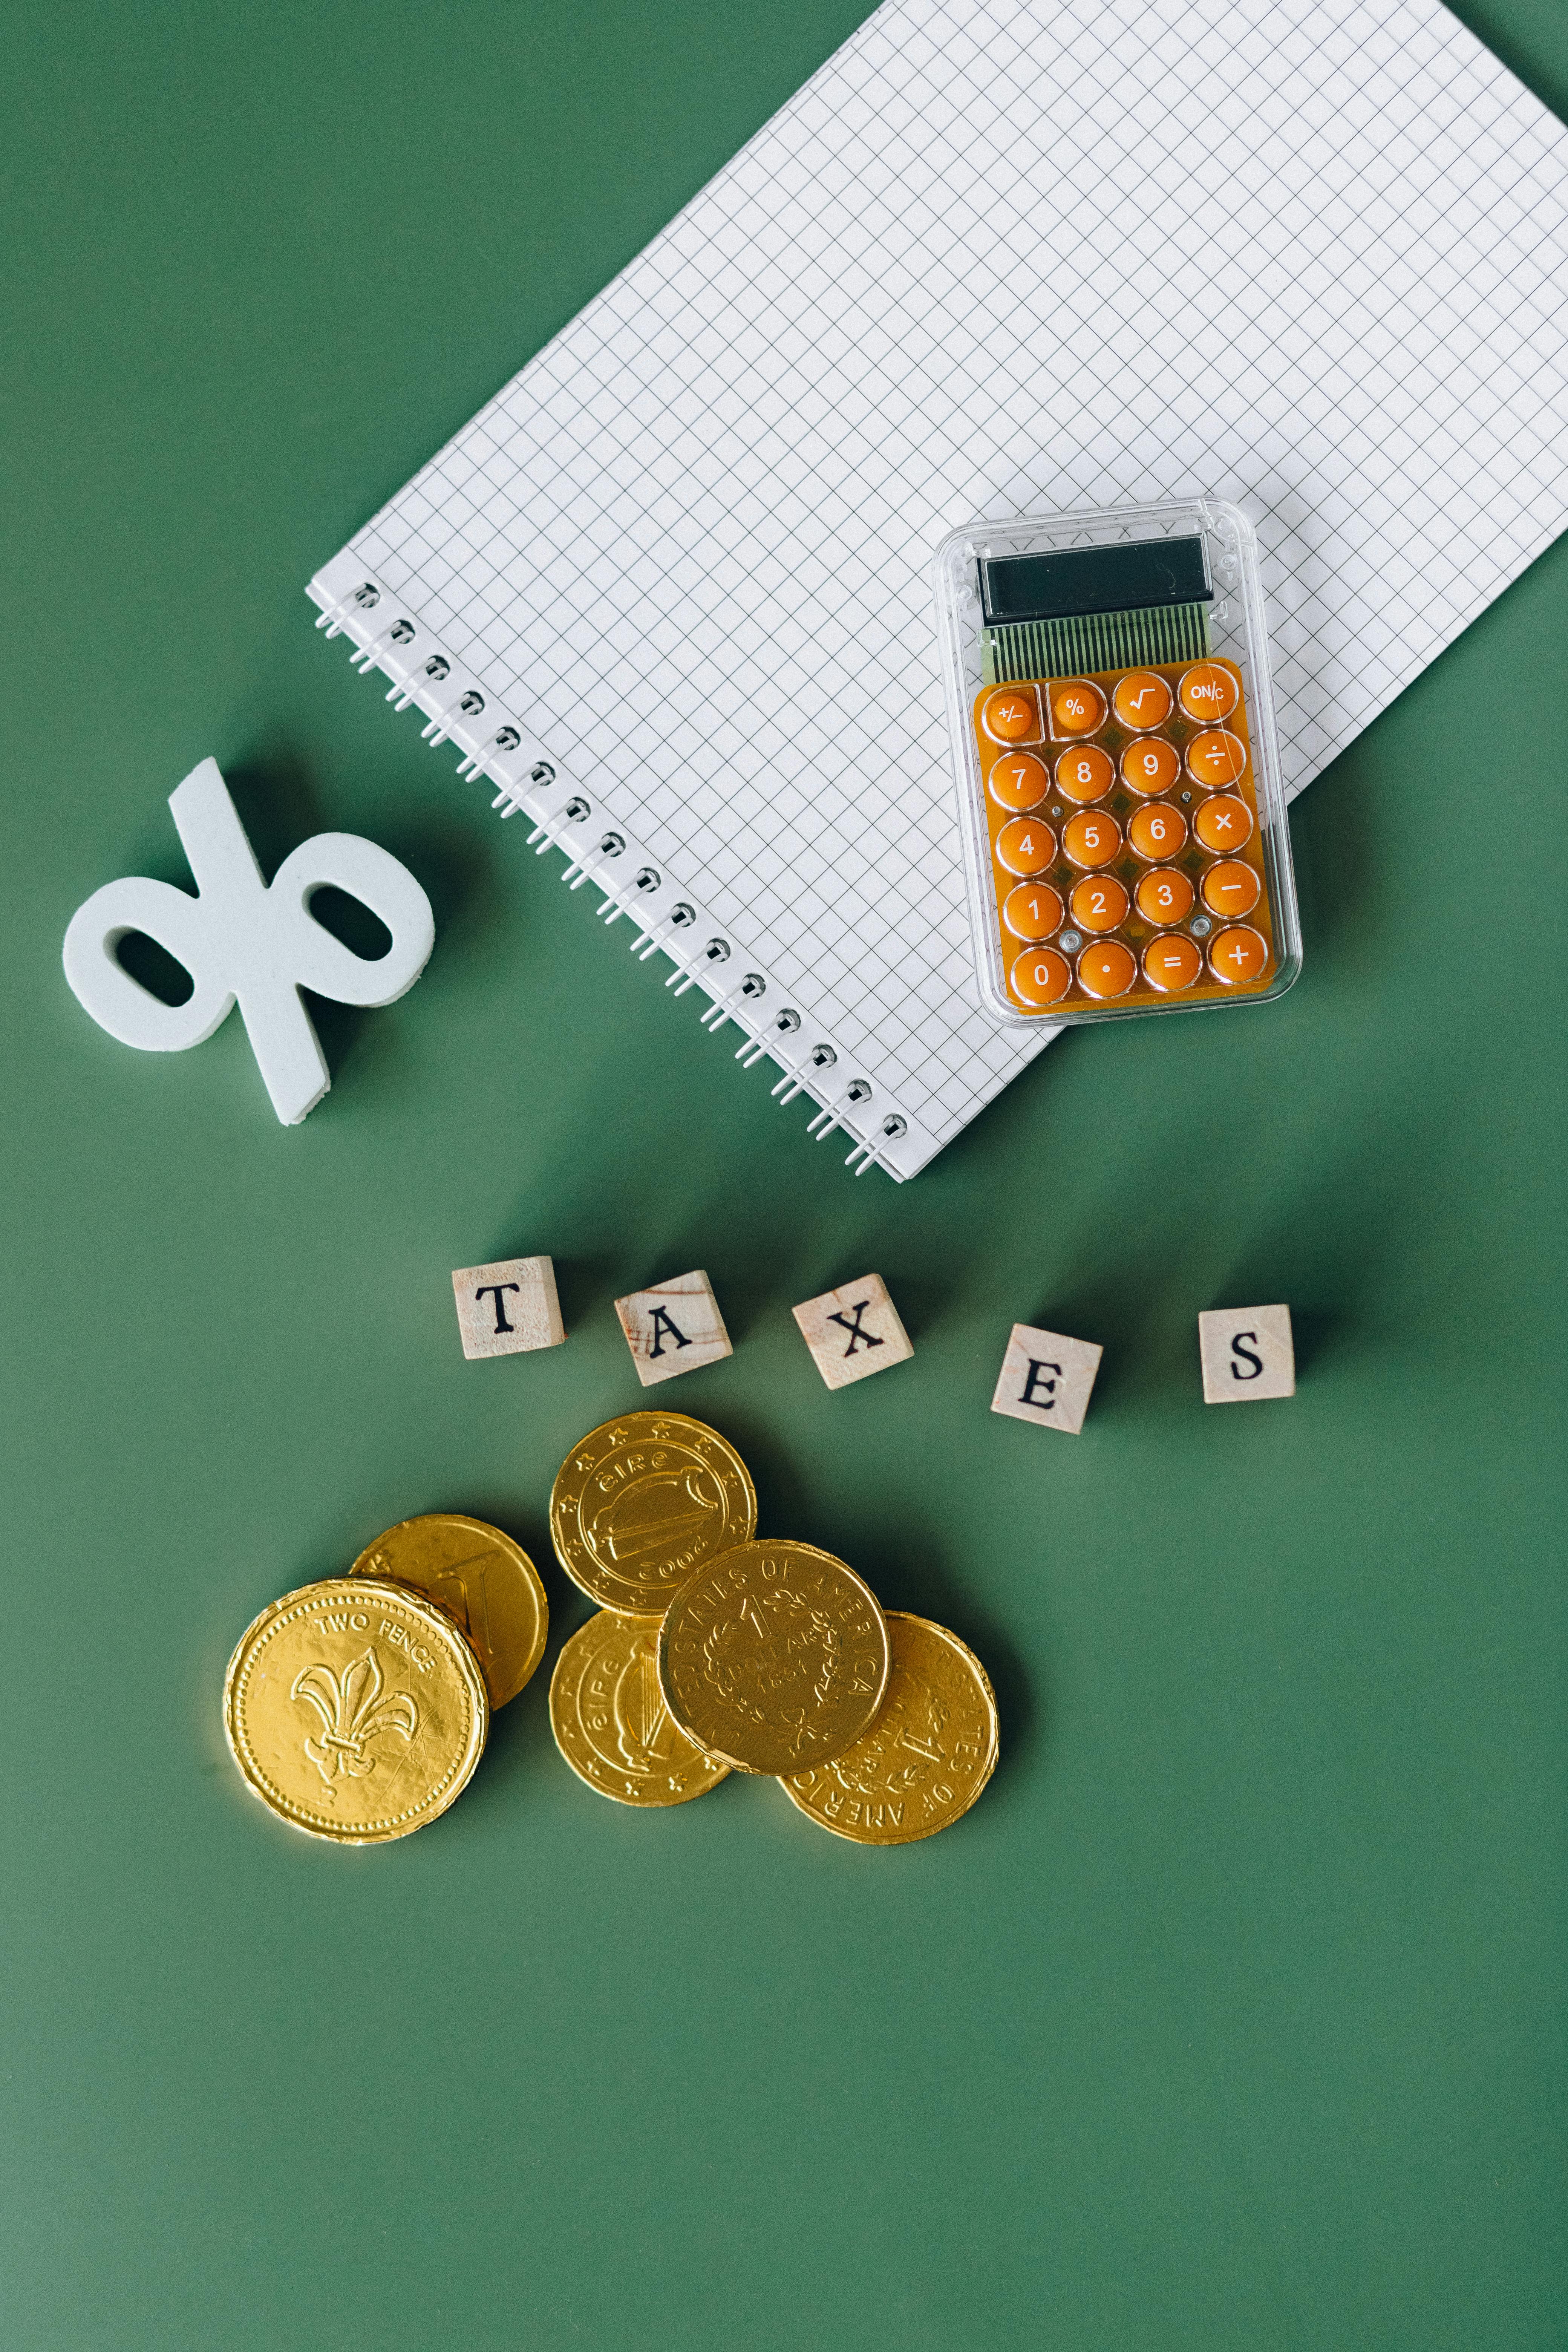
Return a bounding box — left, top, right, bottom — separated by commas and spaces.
223, 1578, 488, 1843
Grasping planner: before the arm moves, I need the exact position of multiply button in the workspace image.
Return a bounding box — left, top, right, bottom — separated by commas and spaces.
1193, 794, 1253, 853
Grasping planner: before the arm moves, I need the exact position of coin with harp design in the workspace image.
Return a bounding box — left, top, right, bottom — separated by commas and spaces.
550, 1413, 756, 1618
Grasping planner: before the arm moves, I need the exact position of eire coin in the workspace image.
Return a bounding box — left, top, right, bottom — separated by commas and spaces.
779, 1612, 998, 1846
657, 1540, 889, 1776
550, 1412, 756, 1619
349, 1513, 547, 1709
224, 1577, 488, 1844
550, 1610, 729, 1807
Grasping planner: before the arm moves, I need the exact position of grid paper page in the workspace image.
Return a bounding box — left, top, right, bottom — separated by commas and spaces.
310, 0, 1568, 1177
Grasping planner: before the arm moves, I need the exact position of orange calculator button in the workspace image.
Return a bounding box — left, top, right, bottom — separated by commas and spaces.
1076, 940, 1137, 999
1186, 728, 1248, 787
1055, 744, 1114, 804
1202, 858, 1260, 917
1135, 866, 1195, 925
1121, 737, 1180, 796
1142, 934, 1204, 993
1127, 801, 1188, 861
1069, 874, 1129, 934
1112, 669, 1173, 730
1011, 947, 1072, 1008
1208, 925, 1269, 986
1062, 810, 1122, 869
987, 751, 1050, 811
1177, 661, 1240, 723
1003, 881, 1065, 941
1050, 679, 1107, 737
994, 815, 1057, 875
981, 686, 1040, 743
1194, 793, 1254, 853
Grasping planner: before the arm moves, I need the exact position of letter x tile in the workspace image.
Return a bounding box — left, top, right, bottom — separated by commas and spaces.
792, 1274, 913, 1390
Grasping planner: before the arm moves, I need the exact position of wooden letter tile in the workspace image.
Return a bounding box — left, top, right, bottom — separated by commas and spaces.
615, 1269, 732, 1386
792, 1274, 913, 1390
1198, 1304, 1295, 1403
990, 1323, 1102, 1435
452, 1256, 565, 1360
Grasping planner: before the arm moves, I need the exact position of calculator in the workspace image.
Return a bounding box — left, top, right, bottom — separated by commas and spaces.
935, 500, 1302, 1026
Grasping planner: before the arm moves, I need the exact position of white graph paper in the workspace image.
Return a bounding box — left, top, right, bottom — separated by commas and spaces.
309, 0, 1568, 1177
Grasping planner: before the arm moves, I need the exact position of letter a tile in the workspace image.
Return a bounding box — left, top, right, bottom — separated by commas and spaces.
990, 1323, 1102, 1435
1198, 1305, 1295, 1402
452, 1255, 565, 1360
792, 1274, 913, 1391
615, 1269, 732, 1387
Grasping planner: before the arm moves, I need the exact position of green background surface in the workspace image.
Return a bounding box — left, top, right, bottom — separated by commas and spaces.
2, 2, 1565, 2346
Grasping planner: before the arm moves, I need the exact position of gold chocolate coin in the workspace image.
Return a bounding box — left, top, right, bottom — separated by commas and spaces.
550, 1412, 756, 1619
550, 1610, 730, 1807
223, 1577, 488, 1844
657, 1540, 889, 1776
779, 1612, 998, 1845
349, 1513, 547, 1709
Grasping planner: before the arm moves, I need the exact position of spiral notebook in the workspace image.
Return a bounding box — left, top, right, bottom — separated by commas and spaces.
308, 0, 1568, 1179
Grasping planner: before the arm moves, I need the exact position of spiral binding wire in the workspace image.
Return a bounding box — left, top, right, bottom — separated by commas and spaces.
310, 567, 917, 1178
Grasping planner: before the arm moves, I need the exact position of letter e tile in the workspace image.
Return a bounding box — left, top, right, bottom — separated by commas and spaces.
452, 1256, 565, 1360
990, 1323, 1102, 1435
615, 1270, 732, 1387
792, 1274, 913, 1391
1197, 1305, 1295, 1403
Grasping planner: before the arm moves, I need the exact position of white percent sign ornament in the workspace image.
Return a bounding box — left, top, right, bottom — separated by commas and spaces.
62, 758, 435, 1124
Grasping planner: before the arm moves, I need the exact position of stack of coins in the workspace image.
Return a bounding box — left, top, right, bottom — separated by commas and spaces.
549, 1413, 999, 1845
222, 1513, 548, 1844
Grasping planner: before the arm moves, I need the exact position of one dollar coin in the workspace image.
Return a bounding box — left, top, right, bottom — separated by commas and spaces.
780, 1612, 998, 1845
657, 1540, 889, 1775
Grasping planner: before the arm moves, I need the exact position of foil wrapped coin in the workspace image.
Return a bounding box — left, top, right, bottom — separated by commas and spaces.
779, 1612, 998, 1844
550, 1412, 756, 1618
349, 1512, 547, 1709
550, 1609, 729, 1807
223, 1577, 488, 1844
657, 1540, 889, 1775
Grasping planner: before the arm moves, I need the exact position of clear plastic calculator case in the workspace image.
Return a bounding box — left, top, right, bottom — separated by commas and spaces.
934, 497, 1302, 1026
